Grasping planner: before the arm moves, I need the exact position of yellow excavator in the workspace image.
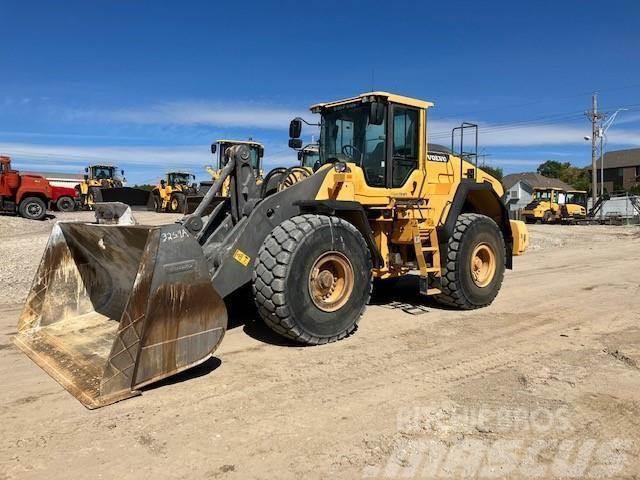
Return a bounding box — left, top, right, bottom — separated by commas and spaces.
150, 171, 198, 213
15, 91, 528, 408
76, 164, 149, 209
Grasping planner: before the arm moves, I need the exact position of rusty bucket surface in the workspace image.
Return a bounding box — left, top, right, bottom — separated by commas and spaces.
15, 222, 227, 409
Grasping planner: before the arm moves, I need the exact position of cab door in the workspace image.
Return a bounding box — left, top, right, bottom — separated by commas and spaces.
386, 104, 421, 190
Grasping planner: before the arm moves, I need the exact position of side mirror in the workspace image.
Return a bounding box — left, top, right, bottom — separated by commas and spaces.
289, 138, 303, 149
289, 118, 302, 138
84, 167, 89, 173
298, 151, 303, 161
192, 174, 196, 179
121, 169, 125, 176
258, 146, 265, 157
369, 102, 385, 125
211, 143, 217, 154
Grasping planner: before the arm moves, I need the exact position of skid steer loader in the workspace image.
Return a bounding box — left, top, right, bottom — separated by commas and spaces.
15, 92, 528, 408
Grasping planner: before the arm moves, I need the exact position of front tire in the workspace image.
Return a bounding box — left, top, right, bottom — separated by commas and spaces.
436, 213, 505, 309
56, 196, 75, 212
169, 193, 185, 213
88, 187, 103, 207
253, 214, 373, 344
19, 197, 47, 220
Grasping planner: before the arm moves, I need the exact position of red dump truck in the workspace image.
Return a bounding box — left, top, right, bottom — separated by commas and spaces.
0, 155, 75, 220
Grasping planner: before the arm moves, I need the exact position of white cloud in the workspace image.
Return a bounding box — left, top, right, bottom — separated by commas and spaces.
0, 141, 299, 184
74, 101, 313, 131
429, 120, 640, 147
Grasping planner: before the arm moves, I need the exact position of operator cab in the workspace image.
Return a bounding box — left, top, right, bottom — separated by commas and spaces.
533, 188, 561, 202
211, 140, 264, 174
167, 171, 195, 186
565, 190, 587, 207
289, 92, 432, 189
87, 164, 125, 181
298, 145, 320, 168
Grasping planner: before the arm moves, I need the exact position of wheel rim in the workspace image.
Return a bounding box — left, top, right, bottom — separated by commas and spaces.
171, 198, 178, 210
470, 243, 496, 288
27, 203, 43, 217
308, 252, 354, 312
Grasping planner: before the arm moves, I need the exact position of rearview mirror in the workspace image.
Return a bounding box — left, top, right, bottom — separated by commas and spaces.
121, 169, 125, 176
211, 143, 217, 154
258, 146, 265, 157
84, 167, 89, 173
369, 102, 385, 125
298, 151, 303, 161
289, 138, 303, 149
289, 118, 302, 139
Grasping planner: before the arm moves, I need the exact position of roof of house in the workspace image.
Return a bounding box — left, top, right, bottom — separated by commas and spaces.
502, 172, 573, 191
23, 171, 83, 180
590, 148, 640, 170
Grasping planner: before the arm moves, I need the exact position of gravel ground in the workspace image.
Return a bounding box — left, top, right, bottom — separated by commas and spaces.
1, 216, 639, 479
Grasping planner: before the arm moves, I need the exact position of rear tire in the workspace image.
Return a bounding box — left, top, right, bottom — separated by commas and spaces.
56, 196, 75, 212
253, 214, 373, 344
435, 213, 505, 310
19, 197, 47, 221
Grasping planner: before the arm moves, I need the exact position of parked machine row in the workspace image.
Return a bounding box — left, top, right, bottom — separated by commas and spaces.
521, 187, 588, 224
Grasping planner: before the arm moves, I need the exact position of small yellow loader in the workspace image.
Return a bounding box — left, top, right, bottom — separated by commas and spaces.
77, 164, 150, 209
15, 92, 528, 408
150, 171, 198, 213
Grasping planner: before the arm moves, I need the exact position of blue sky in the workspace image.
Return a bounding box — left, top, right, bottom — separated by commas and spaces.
1, 0, 639, 184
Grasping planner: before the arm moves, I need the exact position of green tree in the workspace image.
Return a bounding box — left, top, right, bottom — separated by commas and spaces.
132, 184, 156, 191
537, 160, 571, 178
536, 160, 590, 192
480, 164, 503, 180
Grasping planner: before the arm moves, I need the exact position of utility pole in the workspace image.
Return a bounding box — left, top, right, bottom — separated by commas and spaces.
586, 93, 602, 205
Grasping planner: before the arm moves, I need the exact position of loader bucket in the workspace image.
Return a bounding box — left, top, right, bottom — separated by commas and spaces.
101, 187, 151, 207
14, 222, 227, 409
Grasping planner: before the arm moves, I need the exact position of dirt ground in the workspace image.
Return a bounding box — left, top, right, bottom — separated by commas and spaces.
1, 212, 639, 479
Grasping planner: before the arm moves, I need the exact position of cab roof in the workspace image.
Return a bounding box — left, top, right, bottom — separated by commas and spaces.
310, 91, 434, 112
216, 139, 263, 147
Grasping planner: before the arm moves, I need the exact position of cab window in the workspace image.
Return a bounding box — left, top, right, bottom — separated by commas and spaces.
392, 107, 419, 187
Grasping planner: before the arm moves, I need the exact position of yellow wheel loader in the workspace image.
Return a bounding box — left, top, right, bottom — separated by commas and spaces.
77, 164, 150, 209
521, 187, 563, 224
150, 171, 199, 213
15, 92, 528, 408
274, 144, 318, 192
206, 139, 265, 196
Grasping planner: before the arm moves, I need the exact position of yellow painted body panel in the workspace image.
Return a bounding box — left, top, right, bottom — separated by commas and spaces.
509, 220, 529, 255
